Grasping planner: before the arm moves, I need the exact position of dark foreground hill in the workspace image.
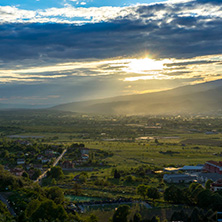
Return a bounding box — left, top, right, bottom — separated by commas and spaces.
53, 79, 222, 115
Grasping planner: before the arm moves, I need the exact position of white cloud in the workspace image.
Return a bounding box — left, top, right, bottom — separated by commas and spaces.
1, 55, 222, 83
0, 0, 221, 24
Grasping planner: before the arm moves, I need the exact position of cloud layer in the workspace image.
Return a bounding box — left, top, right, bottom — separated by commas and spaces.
0, 0, 222, 106
0, 0, 222, 61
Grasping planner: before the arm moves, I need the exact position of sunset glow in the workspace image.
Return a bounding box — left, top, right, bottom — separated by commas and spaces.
126, 58, 165, 73
0, 0, 222, 106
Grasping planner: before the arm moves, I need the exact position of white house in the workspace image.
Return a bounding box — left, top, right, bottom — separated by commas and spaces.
17, 158, 25, 165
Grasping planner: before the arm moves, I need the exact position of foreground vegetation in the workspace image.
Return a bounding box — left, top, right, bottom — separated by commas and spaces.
1, 110, 222, 221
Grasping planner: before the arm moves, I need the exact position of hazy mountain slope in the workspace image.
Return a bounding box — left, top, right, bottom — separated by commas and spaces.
52, 79, 222, 115
0, 103, 51, 109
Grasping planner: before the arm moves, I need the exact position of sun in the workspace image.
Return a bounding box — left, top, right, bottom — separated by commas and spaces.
127, 58, 164, 73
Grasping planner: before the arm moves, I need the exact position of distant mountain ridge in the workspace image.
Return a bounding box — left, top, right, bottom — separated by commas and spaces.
52, 79, 222, 115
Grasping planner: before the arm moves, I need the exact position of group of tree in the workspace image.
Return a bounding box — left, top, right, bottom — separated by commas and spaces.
114, 169, 121, 179
7, 184, 75, 222
170, 208, 216, 222
112, 205, 161, 222
164, 181, 222, 211
0, 165, 27, 191
0, 200, 12, 221
47, 166, 64, 179
136, 184, 160, 201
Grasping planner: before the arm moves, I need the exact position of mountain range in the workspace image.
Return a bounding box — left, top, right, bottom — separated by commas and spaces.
52, 79, 222, 115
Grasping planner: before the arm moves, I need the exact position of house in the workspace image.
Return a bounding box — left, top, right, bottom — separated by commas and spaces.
25, 164, 32, 170
73, 174, 80, 181
163, 174, 197, 183
27, 169, 35, 178
82, 154, 89, 160
61, 160, 74, 169
10, 168, 24, 176
80, 148, 89, 155
205, 131, 218, 135
17, 158, 25, 165
37, 155, 44, 160
42, 158, 50, 164
15, 140, 32, 146
33, 164, 43, 170
204, 161, 222, 174
45, 150, 54, 156
211, 179, 222, 192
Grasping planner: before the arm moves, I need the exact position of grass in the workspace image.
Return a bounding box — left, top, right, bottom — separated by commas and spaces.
78, 140, 222, 167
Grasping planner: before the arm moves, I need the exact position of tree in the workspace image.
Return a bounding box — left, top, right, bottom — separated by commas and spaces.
196, 189, 213, 209
87, 214, 98, 222
164, 185, 181, 203
31, 200, 67, 222
136, 184, 147, 199
32, 169, 41, 180
79, 175, 87, 183
171, 210, 188, 222
25, 199, 41, 218
146, 187, 160, 202
1, 150, 9, 159
150, 216, 160, 222
189, 182, 200, 193
205, 179, 213, 190
22, 171, 29, 179
46, 187, 64, 204
191, 184, 204, 204
189, 207, 204, 222
112, 205, 130, 222
133, 212, 142, 222
125, 175, 134, 183
114, 169, 121, 179
49, 166, 64, 179
210, 193, 222, 211
73, 183, 81, 195
0, 200, 11, 218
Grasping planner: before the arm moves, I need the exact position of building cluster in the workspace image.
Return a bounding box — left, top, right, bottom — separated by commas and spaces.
60, 147, 89, 169
163, 161, 222, 192
8, 147, 59, 179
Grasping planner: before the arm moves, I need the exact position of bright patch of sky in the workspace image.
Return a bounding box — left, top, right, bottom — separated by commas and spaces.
0, 0, 168, 10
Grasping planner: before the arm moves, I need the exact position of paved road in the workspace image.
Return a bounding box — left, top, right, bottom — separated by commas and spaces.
0, 194, 16, 217
35, 149, 67, 183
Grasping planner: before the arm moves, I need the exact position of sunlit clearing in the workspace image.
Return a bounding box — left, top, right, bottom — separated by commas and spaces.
126, 58, 165, 73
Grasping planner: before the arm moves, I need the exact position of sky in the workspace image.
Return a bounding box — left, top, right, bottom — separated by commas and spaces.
0, 0, 222, 107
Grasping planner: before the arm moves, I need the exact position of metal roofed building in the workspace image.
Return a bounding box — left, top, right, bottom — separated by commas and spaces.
180, 165, 203, 173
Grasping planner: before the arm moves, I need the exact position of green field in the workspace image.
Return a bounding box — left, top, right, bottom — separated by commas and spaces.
1, 110, 222, 221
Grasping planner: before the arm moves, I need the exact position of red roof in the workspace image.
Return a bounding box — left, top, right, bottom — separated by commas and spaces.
207, 161, 222, 167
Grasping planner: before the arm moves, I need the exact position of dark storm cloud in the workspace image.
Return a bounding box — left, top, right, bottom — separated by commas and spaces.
0, 0, 222, 62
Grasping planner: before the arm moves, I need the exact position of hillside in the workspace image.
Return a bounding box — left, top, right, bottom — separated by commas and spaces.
53, 79, 222, 115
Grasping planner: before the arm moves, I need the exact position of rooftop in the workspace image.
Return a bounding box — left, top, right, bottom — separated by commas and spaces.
206, 161, 222, 167
180, 165, 203, 171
